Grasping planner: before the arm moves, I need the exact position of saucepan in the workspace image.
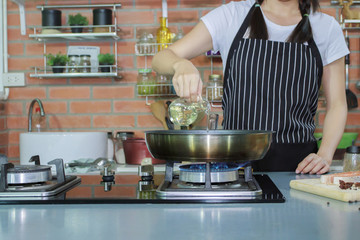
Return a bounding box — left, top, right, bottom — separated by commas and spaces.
145, 130, 273, 163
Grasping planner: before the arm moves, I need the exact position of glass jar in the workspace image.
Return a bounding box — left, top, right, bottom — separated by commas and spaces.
114, 131, 134, 164
79, 54, 91, 73
68, 55, 79, 73
343, 145, 360, 172
207, 74, 223, 101
156, 74, 171, 95
137, 32, 155, 55
137, 68, 156, 96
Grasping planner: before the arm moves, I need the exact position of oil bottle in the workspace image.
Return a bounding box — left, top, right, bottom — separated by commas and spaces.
156, 17, 172, 52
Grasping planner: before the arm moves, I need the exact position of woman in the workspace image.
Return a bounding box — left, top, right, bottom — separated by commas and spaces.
152, 0, 348, 174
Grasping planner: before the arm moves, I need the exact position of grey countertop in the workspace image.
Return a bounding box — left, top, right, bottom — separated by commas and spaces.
0, 172, 359, 240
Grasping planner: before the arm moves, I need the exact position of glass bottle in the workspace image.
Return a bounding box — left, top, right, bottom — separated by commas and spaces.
137, 68, 156, 95
114, 132, 134, 164
156, 17, 172, 52
79, 54, 91, 73
207, 74, 223, 101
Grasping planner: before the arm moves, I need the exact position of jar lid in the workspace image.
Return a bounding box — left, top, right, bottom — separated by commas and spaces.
116, 131, 135, 138
138, 68, 152, 74
68, 55, 79, 57
209, 74, 222, 81
80, 54, 91, 57
346, 145, 360, 154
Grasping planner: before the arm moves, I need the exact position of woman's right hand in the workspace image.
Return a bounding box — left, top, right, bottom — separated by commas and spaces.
172, 59, 203, 101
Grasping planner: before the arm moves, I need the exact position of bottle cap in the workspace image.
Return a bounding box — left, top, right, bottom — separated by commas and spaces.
35, 107, 41, 113
346, 145, 360, 154
209, 74, 222, 81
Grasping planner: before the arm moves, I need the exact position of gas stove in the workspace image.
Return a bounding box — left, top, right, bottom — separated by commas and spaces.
0, 156, 81, 200
155, 162, 276, 200
0, 159, 284, 204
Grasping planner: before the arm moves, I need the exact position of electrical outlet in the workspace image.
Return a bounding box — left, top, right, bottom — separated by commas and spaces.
3, 73, 26, 87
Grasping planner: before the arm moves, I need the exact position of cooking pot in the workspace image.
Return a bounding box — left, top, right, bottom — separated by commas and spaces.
123, 138, 166, 165
145, 130, 273, 162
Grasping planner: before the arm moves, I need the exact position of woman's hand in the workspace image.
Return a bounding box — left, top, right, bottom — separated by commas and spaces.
172, 59, 203, 100
296, 153, 332, 175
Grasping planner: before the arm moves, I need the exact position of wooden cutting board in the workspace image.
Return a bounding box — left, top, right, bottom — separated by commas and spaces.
290, 178, 360, 202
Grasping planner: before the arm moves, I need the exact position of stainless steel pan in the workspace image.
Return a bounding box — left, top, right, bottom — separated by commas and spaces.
145, 130, 273, 162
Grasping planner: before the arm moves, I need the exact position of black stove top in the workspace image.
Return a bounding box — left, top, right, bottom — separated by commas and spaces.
0, 174, 285, 205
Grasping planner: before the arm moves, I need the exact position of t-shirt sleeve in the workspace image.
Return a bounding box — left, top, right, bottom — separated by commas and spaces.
323, 18, 349, 66
200, 3, 235, 52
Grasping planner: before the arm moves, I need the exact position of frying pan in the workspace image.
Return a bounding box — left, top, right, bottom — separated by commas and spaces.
145, 130, 273, 162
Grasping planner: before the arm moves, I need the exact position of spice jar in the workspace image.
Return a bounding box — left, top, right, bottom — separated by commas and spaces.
79, 54, 91, 73
156, 74, 171, 95
343, 145, 360, 172
68, 55, 80, 73
137, 68, 156, 95
207, 74, 223, 101
137, 32, 155, 55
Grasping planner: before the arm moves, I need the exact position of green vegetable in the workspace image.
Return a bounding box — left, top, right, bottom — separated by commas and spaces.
45, 53, 69, 66
98, 53, 115, 65
68, 13, 89, 25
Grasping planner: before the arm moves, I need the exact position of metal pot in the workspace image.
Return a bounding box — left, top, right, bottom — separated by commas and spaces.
123, 138, 166, 165
145, 130, 273, 162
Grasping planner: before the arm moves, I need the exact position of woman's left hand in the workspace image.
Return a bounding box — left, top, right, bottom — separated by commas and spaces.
295, 153, 331, 175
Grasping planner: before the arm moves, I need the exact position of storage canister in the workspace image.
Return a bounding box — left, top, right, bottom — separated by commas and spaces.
79, 54, 91, 73
137, 68, 155, 95
93, 8, 112, 33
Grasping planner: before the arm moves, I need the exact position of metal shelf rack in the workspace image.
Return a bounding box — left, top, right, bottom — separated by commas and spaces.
29, 3, 122, 79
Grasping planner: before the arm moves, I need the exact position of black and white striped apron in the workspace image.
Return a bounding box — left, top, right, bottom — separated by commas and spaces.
222, 4, 323, 171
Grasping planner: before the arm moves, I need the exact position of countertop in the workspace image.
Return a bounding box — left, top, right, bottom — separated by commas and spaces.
1, 172, 359, 240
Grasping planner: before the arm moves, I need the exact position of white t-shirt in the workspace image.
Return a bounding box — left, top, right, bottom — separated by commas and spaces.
201, 0, 349, 70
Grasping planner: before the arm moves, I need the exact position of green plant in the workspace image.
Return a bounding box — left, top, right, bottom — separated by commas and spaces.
98, 53, 115, 65
45, 53, 69, 66
68, 13, 89, 25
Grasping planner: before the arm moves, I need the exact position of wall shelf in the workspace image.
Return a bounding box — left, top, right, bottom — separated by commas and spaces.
29, 3, 121, 79
29, 27, 120, 41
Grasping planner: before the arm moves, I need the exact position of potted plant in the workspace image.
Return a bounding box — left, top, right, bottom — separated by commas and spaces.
45, 53, 69, 73
68, 13, 89, 33
98, 53, 115, 72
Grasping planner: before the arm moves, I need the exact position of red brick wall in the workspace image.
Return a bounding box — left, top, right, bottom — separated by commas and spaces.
4, 0, 360, 163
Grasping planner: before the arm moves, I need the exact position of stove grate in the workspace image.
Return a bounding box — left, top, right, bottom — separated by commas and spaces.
179, 162, 247, 172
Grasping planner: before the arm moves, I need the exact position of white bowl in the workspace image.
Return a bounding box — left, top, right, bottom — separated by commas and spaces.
20, 132, 110, 166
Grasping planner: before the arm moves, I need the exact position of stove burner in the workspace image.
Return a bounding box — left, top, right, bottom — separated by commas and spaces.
179, 162, 247, 172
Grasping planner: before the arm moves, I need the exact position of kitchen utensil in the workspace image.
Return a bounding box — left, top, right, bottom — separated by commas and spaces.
345, 30, 358, 109
145, 130, 273, 162
123, 138, 166, 164
150, 101, 168, 129
65, 158, 112, 169
290, 178, 360, 202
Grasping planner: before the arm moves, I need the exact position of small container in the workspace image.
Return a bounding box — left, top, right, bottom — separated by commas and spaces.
156, 74, 171, 95
137, 68, 156, 95
68, 55, 80, 73
207, 74, 223, 101
79, 54, 91, 73
114, 131, 134, 164
343, 145, 360, 172
137, 32, 155, 55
